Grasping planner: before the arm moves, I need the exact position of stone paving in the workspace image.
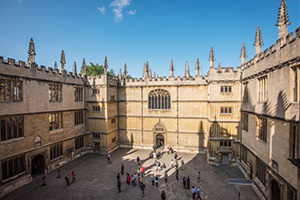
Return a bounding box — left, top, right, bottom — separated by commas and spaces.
2, 148, 259, 200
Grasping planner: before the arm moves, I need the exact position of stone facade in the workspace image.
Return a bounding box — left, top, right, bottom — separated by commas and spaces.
0, 0, 299, 199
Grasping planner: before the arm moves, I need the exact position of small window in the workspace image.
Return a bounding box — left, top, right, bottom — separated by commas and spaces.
111, 118, 116, 124
257, 116, 267, 142
289, 124, 299, 159
92, 106, 100, 112
112, 137, 116, 143
221, 86, 232, 94
221, 107, 232, 114
92, 88, 100, 95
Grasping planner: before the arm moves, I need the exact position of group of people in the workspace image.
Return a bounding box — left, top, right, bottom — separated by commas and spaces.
64, 171, 77, 186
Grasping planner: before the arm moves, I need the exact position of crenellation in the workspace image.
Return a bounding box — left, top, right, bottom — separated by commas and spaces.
19, 60, 25, 67
286, 32, 295, 44
264, 49, 270, 57
296, 27, 300, 38
8, 58, 15, 66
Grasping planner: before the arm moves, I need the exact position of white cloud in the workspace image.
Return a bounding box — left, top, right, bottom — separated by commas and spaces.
128, 9, 137, 15
110, 0, 131, 22
97, 7, 106, 15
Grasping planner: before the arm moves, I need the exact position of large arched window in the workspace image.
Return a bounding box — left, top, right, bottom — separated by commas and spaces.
148, 89, 171, 109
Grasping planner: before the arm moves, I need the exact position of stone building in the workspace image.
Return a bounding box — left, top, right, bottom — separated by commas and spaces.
0, 0, 299, 199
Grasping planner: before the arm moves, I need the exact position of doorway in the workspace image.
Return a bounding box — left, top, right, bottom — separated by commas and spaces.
31, 155, 45, 176
156, 134, 164, 148
271, 180, 281, 200
94, 142, 100, 153
221, 154, 229, 165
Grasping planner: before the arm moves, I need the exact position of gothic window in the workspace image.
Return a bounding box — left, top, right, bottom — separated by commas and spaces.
258, 76, 268, 102
0, 78, 22, 102
75, 136, 84, 150
49, 112, 63, 131
292, 66, 299, 102
50, 143, 63, 160
242, 113, 248, 132
0, 116, 24, 141
257, 116, 267, 142
256, 157, 266, 185
74, 111, 84, 125
49, 84, 62, 102
148, 89, 171, 110
289, 124, 299, 159
1, 155, 25, 180
74, 87, 83, 102
221, 86, 232, 94
220, 107, 232, 114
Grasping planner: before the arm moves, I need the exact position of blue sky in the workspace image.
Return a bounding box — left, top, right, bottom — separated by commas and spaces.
0, 0, 299, 78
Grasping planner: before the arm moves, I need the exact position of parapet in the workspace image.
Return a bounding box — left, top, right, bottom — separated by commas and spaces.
0, 57, 85, 85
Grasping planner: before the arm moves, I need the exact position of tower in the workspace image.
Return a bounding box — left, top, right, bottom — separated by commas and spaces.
254, 26, 264, 55
240, 42, 247, 65
195, 58, 200, 77
209, 47, 215, 69
60, 50, 66, 71
184, 60, 190, 78
170, 59, 175, 77
276, 0, 291, 39
27, 38, 36, 66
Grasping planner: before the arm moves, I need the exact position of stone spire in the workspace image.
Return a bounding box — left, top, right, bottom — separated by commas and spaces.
118, 68, 122, 80
170, 59, 175, 77
60, 50, 66, 71
54, 61, 58, 70
104, 56, 108, 74
27, 38, 36, 66
81, 58, 86, 75
149, 68, 152, 78
73, 61, 77, 75
276, 0, 291, 39
184, 60, 190, 78
240, 42, 247, 65
143, 62, 149, 79
123, 63, 127, 79
195, 58, 200, 77
209, 47, 215, 68
218, 62, 221, 71
153, 72, 156, 79
254, 26, 264, 55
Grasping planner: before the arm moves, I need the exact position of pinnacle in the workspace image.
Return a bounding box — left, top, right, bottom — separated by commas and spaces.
28, 38, 36, 56
254, 26, 264, 46
240, 43, 247, 58
276, 0, 291, 26
209, 47, 215, 61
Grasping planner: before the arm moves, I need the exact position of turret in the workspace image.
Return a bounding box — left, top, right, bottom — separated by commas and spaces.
123, 63, 127, 79
81, 58, 86, 76
54, 61, 58, 70
184, 60, 190, 78
254, 26, 264, 55
118, 68, 122, 80
276, 0, 291, 39
27, 38, 36, 66
104, 56, 108, 75
170, 59, 175, 77
195, 58, 200, 77
209, 47, 215, 69
73, 61, 77, 75
240, 42, 247, 65
60, 50, 66, 71
143, 62, 149, 79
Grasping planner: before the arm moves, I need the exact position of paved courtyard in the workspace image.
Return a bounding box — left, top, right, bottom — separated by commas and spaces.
2, 148, 259, 200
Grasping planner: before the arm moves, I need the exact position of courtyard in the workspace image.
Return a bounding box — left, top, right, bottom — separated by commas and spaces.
2, 148, 258, 200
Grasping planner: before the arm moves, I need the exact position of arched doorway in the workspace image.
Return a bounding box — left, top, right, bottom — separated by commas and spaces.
156, 134, 164, 147
271, 180, 281, 200
221, 154, 229, 165
31, 155, 45, 176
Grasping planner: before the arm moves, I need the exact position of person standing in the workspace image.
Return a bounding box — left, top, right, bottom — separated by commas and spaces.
141, 166, 145, 177
107, 153, 111, 164
191, 186, 196, 200
196, 188, 201, 199
197, 171, 201, 181
161, 190, 166, 200
151, 174, 155, 186
155, 176, 159, 188
126, 173, 131, 185
176, 169, 179, 181
131, 175, 135, 187
137, 156, 140, 164
187, 177, 190, 189
117, 179, 121, 193
65, 174, 70, 186
121, 164, 124, 175
141, 182, 145, 198
72, 171, 77, 183
164, 171, 168, 182
183, 177, 186, 189
181, 160, 185, 170
170, 159, 174, 168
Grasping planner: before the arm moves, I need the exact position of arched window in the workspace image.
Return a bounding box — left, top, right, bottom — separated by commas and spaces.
148, 89, 171, 109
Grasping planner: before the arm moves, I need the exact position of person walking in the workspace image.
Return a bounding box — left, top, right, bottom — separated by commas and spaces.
196, 188, 201, 199
164, 171, 168, 182
192, 186, 196, 200
117, 173, 120, 181
170, 159, 174, 168
126, 173, 131, 185
131, 175, 136, 187
197, 171, 201, 181
65, 174, 70, 186
141, 166, 145, 177
72, 171, 77, 183
117, 179, 121, 193
137, 156, 140, 164
183, 177, 186, 189
121, 164, 124, 175
161, 190, 166, 200
181, 160, 185, 170
140, 182, 145, 198
187, 177, 190, 189
155, 176, 159, 188
107, 153, 112, 164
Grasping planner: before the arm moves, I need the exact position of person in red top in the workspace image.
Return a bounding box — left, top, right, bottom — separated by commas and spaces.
72, 171, 77, 183
126, 173, 131, 185
141, 166, 145, 177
